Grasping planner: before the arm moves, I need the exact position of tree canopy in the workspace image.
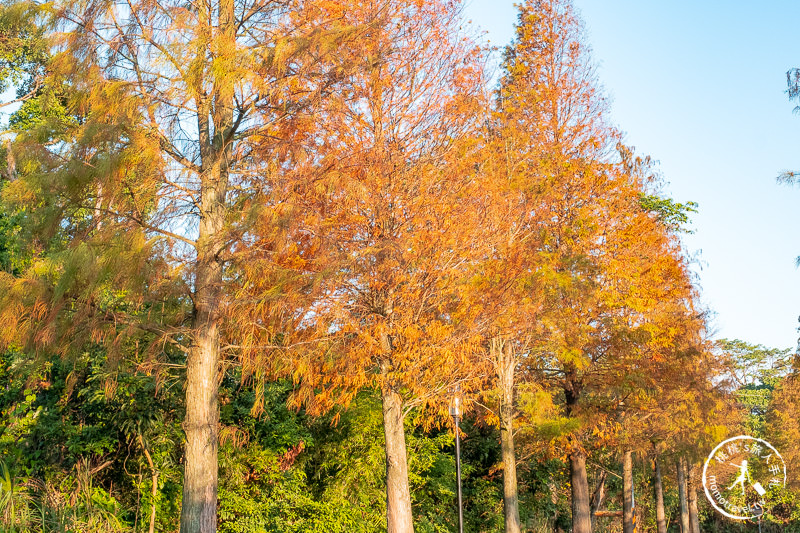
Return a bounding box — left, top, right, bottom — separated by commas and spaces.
0, 0, 793, 532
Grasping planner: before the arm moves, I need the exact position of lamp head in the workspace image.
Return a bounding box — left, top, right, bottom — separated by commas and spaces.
449, 392, 461, 417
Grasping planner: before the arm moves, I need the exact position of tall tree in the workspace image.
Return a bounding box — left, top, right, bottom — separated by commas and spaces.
622, 450, 634, 533
677, 456, 690, 533
0, 0, 356, 530
466, 0, 611, 528
237, 2, 487, 531
467, 52, 553, 533
495, 4, 714, 533
652, 446, 668, 533
719, 339, 792, 436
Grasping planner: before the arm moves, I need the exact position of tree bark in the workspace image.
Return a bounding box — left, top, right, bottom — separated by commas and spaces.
179, 0, 235, 528
688, 465, 701, 533
570, 450, 592, 533
3, 138, 15, 181
139, 435, 159, 533
181, 278, 221, 532
623, 450, 634, 533
494, 338, 521, 533
677, 456, 690, 533
548, 476, 560, 530
181, 250, 222, 533
564, 368, 590, 533
652, 452, 667, 533
382, 386, 414, 533
589, 469, 607, 531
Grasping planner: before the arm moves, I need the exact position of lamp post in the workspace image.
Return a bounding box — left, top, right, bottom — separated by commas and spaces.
450, 388, 464, 533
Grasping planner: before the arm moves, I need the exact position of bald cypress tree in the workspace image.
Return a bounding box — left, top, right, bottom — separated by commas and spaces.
0, 0, 358, 529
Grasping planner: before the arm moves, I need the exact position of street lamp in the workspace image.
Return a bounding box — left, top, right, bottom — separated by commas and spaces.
450, 387, 464, 533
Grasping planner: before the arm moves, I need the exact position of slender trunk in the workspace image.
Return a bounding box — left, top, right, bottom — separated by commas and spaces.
677, 456, 690, 533
181, 268, 221, 532
181, 168, 226, 531
150, 472, 158, 533
564, 368, 590, 533
180, 0, 233, 529
500, 403, 521, 533
3, 138, 15, 181
622, 450, 634, 533
589, 470, 607, 531
382, 386, 414, 533
139, 435, 159, 533
652, 453, 667, 533
570, 451, 592, 533
494, 338, 521, 533
548, 477, 560, 530
688, 465, 700, 533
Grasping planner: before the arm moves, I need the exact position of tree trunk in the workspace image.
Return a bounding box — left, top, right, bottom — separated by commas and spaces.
139, 435, 159, 533
500, 418, 521, 533
382, 386, 414, 533
652, 452, 667, 533
623, 450, 634, 533
179, 0, 234, 529
589, 470, 607, 531
3, 138, 15, 181
677, 456, 690, 533
688, 465, 701, 533
150, 472, 158, 533
570, 450, 592, 533
495, 338, 521, 533
180, 262, 222, 533
548, 476, 560, 531
564, 368, 589, 533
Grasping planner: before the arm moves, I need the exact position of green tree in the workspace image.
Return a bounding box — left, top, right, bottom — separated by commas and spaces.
719, 338, 792, 436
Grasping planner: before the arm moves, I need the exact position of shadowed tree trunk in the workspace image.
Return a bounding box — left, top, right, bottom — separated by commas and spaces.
590, 469, 607, 530
677, 456, 690, 533
139, 435, 159, 533
182, 243, 222, 533
548, 477, 561, 531
565, 369, 590, 533
688, 465, 701, 533
570, 451, 592, 533
623, 450, 635, 533
495, 338, 522, 533
652, 451, 667, 533
181, 211, 224, 531
179, 0, 234, 523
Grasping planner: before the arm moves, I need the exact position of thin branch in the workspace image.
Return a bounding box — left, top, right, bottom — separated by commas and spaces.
87, 204, 197, 248
0, 76, 43, 109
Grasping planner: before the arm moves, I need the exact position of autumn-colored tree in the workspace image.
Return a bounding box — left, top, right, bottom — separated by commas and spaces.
767, 360, 800, 487
458, 112, 536, 531
467, 68, 547, 533
489, 3, 726, 533
0, 0, 364, 530
596, 177, 722, 533
629, 322, 733, 533
461, 1, 611, 528
492, 1, 619, 531
229, 2, 487, 532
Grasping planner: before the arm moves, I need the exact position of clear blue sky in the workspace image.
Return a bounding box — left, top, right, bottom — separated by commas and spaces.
463, 0, 800, 351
